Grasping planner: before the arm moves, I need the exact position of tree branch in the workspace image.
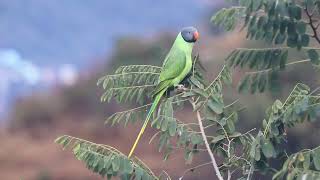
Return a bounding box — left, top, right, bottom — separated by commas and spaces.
305, 6, 320, 44
192, 101, 224, 180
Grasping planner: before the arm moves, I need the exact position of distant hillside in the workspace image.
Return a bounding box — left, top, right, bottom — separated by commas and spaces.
0, 0, 223, 68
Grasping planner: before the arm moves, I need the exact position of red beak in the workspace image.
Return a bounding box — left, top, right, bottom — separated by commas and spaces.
193, 31, 199, 41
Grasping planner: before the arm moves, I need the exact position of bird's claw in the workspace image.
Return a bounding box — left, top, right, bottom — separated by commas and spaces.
176, 84, 187, 92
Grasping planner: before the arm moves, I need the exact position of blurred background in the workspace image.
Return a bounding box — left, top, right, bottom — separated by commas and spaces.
1, 1, 320, 179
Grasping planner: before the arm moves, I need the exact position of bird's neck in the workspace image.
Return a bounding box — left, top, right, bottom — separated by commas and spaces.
173, 33, 194, 55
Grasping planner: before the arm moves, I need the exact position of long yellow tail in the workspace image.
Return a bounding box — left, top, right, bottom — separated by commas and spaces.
128, 89, 166, 158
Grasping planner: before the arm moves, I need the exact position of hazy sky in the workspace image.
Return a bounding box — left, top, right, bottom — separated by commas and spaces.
0, 0, 215, 68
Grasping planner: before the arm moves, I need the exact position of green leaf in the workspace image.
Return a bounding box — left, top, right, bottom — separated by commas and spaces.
303, 153, 310, 170
208, 96, 224, 114
211, 135, 226, 144
287, 33, 298, 48
135, 167, 143, 180
300, 34, 310, 47
191, 134, 202, 145
123, 159, 133, 174
296, 21, 306, 34
250, 74, 259, 94
280, 18, 288, 34
168, 121, 177, 137
192, 89, 209, 98
279, 50, 288, 69
255, 146, 261, 161
190, 76, 204, 89
238, 75, 250, 93
142, 171, 151, 180
288, 5, 302, 20
261, 139, 275, 158
226, 119, 235, 134
275, 33, 286, 44
161, 118, 169, 132
258, 74, 267, 93
313, 148, 320, 170
307, 49, 320, 65
55, 135, 158, 179
211, 7, 241, 31
112, 155, 120, 171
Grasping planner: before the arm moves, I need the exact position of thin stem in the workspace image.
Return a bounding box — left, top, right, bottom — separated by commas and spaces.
246, 160, 254, 180
106, 72, 160, 77
205, 65, 226, 91
117, 64, 162, 70
246, 59, 311, 75
243, 128, 257, 136
302, 47, 320, 50
194, 104, 224, 180
226, 139, 233, 180
108, 94, 188, 119
179, 162, 212, 179
171, 146, 207, 151
308, 102, 320, 108
230, 6, 246, 10
149, 131, 161, 144
263, 117, 272, 137
224, 99, 240, 109
204, 123, 216, 129
159, 170, 172, 180
236, 47, 289, 51
109, 103, 152, 115
282, 84, 303, 108
108, 84, 156, 90
218, 115, 233, 180
310, 86, 320, 95
227, 170, 231, 180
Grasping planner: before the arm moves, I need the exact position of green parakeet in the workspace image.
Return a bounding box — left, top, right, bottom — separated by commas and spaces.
128, 27, 199, 158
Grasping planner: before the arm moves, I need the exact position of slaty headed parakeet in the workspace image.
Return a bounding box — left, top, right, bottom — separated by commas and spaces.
128, 26, 199, 158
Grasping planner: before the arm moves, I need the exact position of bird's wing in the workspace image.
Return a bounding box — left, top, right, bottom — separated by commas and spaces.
151, 49, 186, 97
159, 49, 186, 82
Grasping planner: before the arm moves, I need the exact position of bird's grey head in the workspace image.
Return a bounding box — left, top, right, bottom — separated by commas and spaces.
181, 26, 199, 43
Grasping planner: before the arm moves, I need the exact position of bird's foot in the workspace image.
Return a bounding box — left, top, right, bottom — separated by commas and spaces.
175, 84, 187, 92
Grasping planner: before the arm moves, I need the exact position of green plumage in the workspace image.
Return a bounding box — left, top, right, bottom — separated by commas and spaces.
128, 32, 195, 158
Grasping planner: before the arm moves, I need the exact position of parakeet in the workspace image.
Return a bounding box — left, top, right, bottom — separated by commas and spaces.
128, 27, 199, 158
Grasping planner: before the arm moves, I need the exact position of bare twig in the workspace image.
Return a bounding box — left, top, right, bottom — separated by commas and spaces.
224, 99, 240, 109
219, 118, 233, 180
310, 86, 320, 95
246, 161, 254, 180
305, 6, 320, 44
192, 100, 224, 180
246, 59, 311, 75
179, 162, 213, 179
227, 170, 231, 180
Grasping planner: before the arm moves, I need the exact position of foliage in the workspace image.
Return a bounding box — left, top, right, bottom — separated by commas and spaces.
55, 135, 158, 180
56, 54, 245, 179
273, 146, 320, 179
55, 0, 320, 179
213, 0, 320, 94
245, 83, 320, 178
211, 0, 320, 179
97, 65, 161, 105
